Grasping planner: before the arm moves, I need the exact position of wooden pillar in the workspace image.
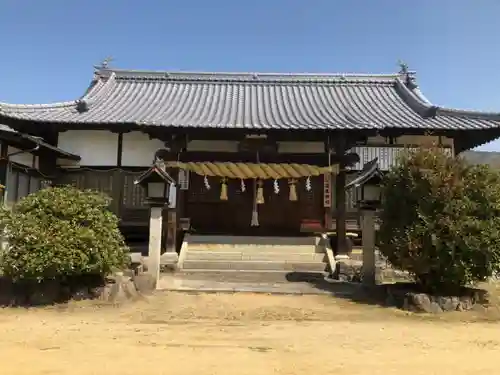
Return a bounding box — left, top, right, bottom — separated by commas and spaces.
165, 209, 177, 253
175, 173, 186, 252
335, 133, 348, 258
0, 141, 8, 203
323, 172, 333, 230
164, 165, 178, 255
148, 206, 163, 285
361, 209, 376, 285
37, 131, 59, 178
335, 162, 347, 255
323, 138, 333, 230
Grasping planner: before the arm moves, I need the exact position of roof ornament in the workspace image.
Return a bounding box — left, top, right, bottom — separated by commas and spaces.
94, 56, 114, 70
398, 60, 417, 88
153, 148, 170, 166
398, 60, 409, 75
76, 99, 89, 113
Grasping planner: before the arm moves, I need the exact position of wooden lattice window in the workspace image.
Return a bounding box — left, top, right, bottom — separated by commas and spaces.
62, 173, 86, 189
6, 167, 48, 202
298, 177, 318, 220
122, 173, 146, 208
83, 172, 114, 198
345, 174, 359, 211
188, 175, 221, 203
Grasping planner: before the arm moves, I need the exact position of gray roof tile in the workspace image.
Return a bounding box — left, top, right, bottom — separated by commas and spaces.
0, 124, 80, 160
1, 68, 500, 132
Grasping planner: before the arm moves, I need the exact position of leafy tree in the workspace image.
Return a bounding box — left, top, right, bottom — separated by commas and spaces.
378, 146, 500, 293
0, 186, 129, 281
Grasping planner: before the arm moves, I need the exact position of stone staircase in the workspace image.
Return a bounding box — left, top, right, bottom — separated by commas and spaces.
178, 235, 328, 273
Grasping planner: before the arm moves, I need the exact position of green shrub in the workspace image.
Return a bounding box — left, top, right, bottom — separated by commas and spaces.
378, 147, 500, 293
0, 186, 129, 281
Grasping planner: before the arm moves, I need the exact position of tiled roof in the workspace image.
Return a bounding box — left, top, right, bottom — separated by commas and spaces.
0, 124, 80, 160
1, 68, 500, 133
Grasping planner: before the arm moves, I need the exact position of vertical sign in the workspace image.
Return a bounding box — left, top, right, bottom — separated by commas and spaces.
178, 169, 189, 190
323, 173, 332, 208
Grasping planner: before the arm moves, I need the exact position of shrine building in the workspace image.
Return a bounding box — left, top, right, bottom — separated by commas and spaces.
0, 64, 499, 272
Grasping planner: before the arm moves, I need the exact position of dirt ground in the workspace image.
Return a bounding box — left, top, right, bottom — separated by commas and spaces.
1, 291, 500, 375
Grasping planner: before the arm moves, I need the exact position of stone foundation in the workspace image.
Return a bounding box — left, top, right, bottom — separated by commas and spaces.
0, 272, 157, 307
381, 283, 491, 313
336, 258, 412, 283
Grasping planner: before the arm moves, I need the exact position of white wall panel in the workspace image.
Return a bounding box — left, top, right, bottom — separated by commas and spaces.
7, 146, 37, 168
121, 132, 165, 167
186, 140, 238, 152
57, 130, 118, 166
278, 141, 324, 153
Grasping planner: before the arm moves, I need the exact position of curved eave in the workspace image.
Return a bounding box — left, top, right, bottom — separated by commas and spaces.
0, 126, 80, 161
346, 158, 383, 190
0, 72, 116, 119
0, 69, 499, 152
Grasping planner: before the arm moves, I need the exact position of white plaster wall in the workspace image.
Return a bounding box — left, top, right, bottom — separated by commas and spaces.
57, 130, 119, 166
278, 142, 324, 153
366, 135, 454, 147
365, 135, 454, 155
366, 136, 389, 144
121, 131, 165, 167
186, 140, 325, 153
187, 140, 238, 152
7, 146, 38, 168
396, 135, 453, 147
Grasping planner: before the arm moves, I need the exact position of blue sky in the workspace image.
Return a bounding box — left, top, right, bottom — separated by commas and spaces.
1, 0, 500, 150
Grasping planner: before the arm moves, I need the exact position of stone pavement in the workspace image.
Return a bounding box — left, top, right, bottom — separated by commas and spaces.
156, 271, 361, 297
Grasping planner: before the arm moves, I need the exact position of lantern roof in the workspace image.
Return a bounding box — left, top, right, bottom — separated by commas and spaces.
134, 162, 176, 186
346, 158, 383, 190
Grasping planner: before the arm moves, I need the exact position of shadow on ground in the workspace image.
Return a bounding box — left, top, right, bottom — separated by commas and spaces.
285, 271, 497, 314
285, 271, 391, 307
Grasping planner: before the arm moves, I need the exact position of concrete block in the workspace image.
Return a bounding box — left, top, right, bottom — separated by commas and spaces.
160, 252, 179, 265
129, 252, 143, 264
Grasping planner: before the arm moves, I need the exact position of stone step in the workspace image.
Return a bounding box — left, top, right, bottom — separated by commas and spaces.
187, 235, 318, 247
187, 244, 322, 253
174, 271, 327, 283
181, 260, 328, 273
185, 251, 327, 262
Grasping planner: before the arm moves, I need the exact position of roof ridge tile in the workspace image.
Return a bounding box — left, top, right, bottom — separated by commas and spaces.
98, 67, 400, 84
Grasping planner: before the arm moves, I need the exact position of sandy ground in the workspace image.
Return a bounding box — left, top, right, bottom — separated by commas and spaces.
0, 292, 500, 375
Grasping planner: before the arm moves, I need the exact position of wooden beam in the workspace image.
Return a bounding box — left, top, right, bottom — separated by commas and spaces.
174, 151, 343, 166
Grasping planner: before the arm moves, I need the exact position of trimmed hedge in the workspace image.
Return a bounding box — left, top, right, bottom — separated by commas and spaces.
0, 186, 129, 282
378, 147, 500, 293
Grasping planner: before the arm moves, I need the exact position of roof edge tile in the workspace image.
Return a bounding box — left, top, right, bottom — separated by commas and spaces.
96, 67, 401, 84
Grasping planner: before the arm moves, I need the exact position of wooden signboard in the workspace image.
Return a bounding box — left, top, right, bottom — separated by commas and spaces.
323, 173, 332, 208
